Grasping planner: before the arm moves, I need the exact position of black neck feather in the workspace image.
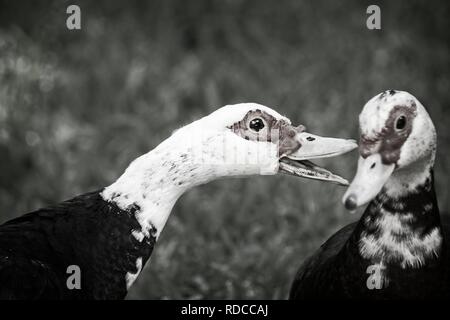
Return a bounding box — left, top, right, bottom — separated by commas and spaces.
348, 170, 444, 267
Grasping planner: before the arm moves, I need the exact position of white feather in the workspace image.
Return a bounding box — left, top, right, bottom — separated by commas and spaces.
101, 103, 284, 239
125, 257, 143, 289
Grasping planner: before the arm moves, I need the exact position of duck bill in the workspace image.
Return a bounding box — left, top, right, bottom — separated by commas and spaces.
342, 154, 395, 210
279, 132, 357, 186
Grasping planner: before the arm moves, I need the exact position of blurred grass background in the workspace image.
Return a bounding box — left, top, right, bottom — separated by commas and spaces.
0, 0, 449, 299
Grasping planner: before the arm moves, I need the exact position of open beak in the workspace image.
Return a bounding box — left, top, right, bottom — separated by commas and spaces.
278, 132, 357, 186
342, 153, 395, 210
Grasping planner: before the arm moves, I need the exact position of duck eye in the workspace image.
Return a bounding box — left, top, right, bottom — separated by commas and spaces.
395, 115, 407, 130
249, 118, 265, 132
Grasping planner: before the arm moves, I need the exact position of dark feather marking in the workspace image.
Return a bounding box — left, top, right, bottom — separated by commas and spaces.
290, 172, 450, 299
360, 104, 417, 165
389, 90, 397, 96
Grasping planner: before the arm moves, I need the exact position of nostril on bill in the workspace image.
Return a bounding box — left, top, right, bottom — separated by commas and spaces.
344, 194, 358, 210
370, 162, 376, 169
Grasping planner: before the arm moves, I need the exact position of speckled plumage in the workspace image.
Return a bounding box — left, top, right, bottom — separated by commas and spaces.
291, 91, 450, 300
0, 190, 156, 299
290, 174, 450, 299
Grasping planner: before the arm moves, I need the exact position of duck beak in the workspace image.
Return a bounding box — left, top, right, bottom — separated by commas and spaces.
278, 132, 358, 186
342, 154, 395, 210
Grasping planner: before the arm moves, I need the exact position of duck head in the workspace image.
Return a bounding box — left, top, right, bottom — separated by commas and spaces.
167, 103, 357, 186
343, 90, 437, 210
103, 102, 357, 240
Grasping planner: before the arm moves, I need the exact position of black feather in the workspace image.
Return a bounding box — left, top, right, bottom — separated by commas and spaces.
290, 174, 450, 299
0, 190, 156, 300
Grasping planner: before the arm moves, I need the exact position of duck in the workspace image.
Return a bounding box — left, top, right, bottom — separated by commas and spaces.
289, 90, 450, 300
0, 103, 356, 299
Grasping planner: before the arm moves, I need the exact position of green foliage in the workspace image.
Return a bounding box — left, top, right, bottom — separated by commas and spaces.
0, 0, 449, 299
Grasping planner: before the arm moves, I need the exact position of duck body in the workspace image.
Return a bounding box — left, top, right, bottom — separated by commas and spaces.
0, 190, 155, 299
0, 103, 357, 299
291, 173, 450, 299
291, 91, 450, 300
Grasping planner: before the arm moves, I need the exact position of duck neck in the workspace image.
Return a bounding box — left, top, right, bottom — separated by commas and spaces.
355, 167, 443, 269
101, 135, 213, 239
